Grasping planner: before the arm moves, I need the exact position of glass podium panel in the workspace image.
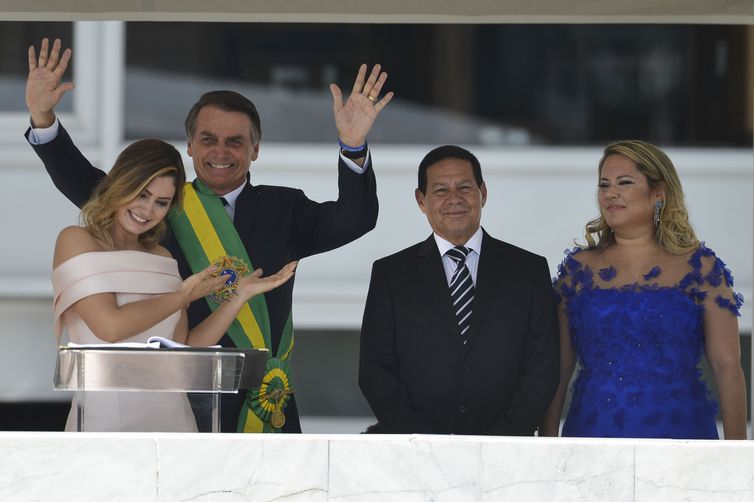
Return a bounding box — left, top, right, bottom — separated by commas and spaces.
54, 347, 268, 432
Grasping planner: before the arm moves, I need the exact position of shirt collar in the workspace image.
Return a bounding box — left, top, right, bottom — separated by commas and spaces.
433, 226, 483, 257
217, 182, 246, 210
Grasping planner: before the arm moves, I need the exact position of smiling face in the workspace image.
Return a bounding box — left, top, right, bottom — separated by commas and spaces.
113, 175, 176, 240
415, 158, 487, 246
598, 154, 663, 234
187, 105, 260, 195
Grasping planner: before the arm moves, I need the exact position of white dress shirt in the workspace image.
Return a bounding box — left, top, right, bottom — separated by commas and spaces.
433, 226, 483, 287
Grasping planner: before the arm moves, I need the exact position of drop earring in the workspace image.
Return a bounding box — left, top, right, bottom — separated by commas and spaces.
653, 200, 664, 227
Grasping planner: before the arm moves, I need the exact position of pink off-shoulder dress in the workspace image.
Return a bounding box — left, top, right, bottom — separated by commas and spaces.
53, 250, 197, 432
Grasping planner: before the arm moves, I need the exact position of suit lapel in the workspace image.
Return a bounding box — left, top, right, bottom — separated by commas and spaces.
417, 235, 466, 350
232, 179, 258, 256
466, 231, 507, 348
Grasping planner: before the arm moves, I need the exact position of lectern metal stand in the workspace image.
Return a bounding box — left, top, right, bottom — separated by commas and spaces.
54, 346, 268, 432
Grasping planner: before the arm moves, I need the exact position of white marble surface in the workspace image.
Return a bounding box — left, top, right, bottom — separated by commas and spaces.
635, 441, 754, 501
0, 433, 158, 501
330, 436, 481, 501
0, 432, 752, 501
482, 439, 635, 501
158, 435, 328, 501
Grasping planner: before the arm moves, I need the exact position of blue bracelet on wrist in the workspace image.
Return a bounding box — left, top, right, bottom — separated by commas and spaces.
339, 139, 369, 160
338, 139, 367, 152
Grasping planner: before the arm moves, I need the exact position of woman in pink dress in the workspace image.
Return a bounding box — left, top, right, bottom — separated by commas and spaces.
52, 139, 295, 431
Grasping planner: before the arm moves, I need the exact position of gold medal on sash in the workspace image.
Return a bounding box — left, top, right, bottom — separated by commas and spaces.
206, 255, 251, 304
262, 386, 293, 430
270, 409, 286, 429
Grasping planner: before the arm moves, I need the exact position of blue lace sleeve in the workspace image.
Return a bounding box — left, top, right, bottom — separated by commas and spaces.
689, 243, 744, 317
553, 248, 589, 305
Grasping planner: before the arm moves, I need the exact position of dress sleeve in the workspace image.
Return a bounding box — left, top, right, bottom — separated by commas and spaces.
693, 245, 744, 317
553, 248, 586, 307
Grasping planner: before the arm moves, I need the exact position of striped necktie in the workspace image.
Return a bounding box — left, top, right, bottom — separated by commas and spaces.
446, 246, 475, 343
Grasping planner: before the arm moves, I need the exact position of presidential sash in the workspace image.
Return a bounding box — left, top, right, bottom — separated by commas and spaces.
168, 179, 294, 432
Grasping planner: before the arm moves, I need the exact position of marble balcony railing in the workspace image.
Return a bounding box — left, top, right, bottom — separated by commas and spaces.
1, 432, 752, 501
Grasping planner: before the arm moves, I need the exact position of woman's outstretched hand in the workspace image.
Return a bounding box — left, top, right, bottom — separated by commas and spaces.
237, 261, 297, 300
180, 265, 226, 305
179, 261, 296, 307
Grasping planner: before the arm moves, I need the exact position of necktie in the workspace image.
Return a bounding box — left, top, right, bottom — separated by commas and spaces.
446, 246, 475, 343
220, 197, 233, 218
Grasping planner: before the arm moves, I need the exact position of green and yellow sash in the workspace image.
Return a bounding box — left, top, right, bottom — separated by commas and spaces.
168, 179, 294, 433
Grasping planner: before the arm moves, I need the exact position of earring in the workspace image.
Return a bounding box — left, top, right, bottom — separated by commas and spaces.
653, 200, 664, 227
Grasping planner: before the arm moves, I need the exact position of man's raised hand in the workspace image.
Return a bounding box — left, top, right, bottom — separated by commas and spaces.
330, 64, 394, 150
26, 38, 74, 128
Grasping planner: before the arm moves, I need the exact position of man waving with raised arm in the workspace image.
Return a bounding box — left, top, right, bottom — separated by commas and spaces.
26, 37, 393, 433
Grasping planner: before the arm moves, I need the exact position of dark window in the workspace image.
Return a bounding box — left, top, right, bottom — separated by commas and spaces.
0, 22, 73, 112
123, 23, 752, 146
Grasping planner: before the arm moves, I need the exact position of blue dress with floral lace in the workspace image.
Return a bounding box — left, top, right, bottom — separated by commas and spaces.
555, 244, 743, 439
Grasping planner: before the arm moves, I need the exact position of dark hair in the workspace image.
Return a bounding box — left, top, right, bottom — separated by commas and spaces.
184, 90, 262, 145
417, 145, 484, 194
81, 139, 186, 249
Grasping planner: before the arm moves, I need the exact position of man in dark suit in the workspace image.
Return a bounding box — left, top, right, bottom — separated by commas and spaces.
359, 145, 559, 435
26, 38, 392, 433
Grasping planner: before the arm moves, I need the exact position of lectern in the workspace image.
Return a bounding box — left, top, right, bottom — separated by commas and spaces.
54, 346, 268, 432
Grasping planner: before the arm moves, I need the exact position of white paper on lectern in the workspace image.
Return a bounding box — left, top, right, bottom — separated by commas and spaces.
65, 337, 220, 349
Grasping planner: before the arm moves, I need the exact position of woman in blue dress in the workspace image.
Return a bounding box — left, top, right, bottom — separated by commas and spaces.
541, 140, 746, 439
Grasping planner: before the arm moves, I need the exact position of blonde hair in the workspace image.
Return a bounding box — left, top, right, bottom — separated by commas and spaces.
584, 140, 699, 254
81, 139, 186, 249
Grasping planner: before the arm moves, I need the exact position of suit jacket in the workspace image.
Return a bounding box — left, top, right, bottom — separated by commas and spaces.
28, 123, 379, 432
359, 230, 559, 435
